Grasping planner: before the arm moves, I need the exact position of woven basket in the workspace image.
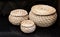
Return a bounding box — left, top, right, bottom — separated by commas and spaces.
9, 9, 28, 25
29, 4, 57, 27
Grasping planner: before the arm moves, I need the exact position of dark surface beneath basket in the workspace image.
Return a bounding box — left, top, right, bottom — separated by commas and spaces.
0, 0, 60, 37
0, 15, 60, 37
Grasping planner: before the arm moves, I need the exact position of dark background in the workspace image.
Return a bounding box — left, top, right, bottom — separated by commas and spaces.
0, 0, 60, 37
